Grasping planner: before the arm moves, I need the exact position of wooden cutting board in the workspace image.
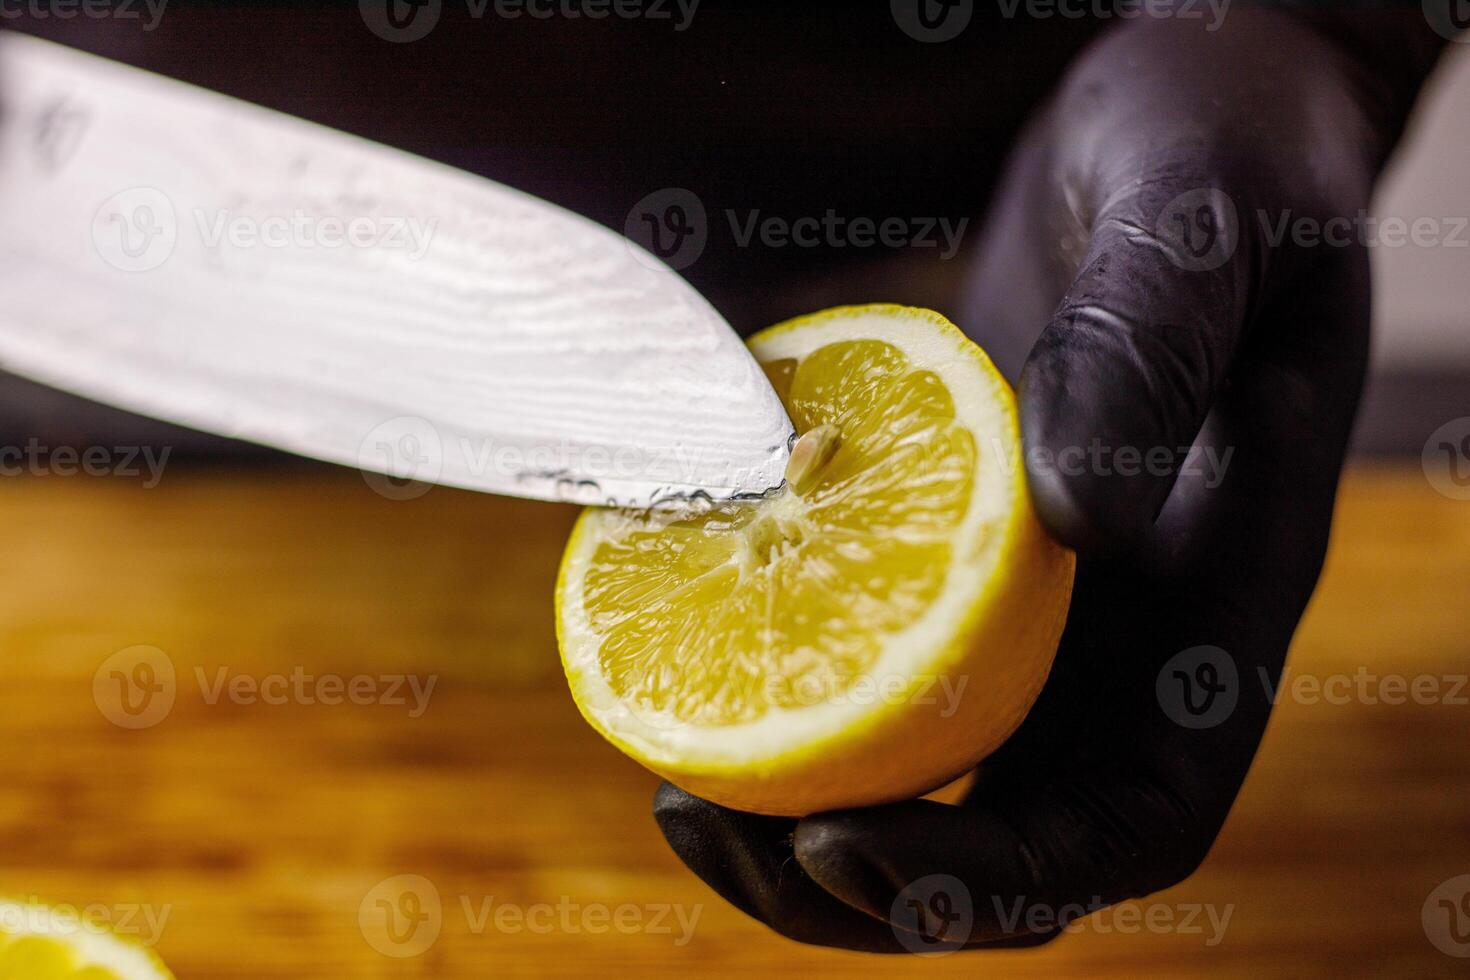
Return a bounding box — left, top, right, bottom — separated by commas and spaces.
0, 464, 1465, 978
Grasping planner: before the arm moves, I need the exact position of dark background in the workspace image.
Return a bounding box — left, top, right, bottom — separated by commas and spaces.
1, 1, 1462, 459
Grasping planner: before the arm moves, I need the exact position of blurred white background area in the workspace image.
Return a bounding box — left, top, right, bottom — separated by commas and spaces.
1373, 43, 1470, 370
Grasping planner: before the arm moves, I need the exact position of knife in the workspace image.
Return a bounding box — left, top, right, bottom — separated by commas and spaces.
0, 33, 794, 507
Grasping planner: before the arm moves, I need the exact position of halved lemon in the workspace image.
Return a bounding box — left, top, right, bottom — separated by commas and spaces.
0, 896, 173, 980
557, 305, 1074, 815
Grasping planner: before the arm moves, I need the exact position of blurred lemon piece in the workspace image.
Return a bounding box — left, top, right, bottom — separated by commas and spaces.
557, 305, 1074, 815
0, 897, 172, 980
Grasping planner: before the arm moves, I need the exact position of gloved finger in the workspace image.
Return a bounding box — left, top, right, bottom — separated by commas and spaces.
792, 766, 1221, 948
655, 782, 1066, 952
1017, 173, 1260, 554
652, 782, 911, 952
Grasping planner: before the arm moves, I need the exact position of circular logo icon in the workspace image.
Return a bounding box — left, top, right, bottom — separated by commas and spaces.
1155, 188, 1239, 272
624, 188, 708, 271
891, 0, 973, 43
94, 645, 176, 730
1156, 645, 1238, 730
1422, 417, 1470, 501
360, 874, 442, 958
1424, 1, 1470, 42
358, 416, 443, 500
889, 873, 973, 955
93, 188, 177, 273
1423, 874, 1470, 957
360, 0, 442, 43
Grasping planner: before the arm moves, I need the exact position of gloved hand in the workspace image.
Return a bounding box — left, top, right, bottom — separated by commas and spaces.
653, 7, 1447, 951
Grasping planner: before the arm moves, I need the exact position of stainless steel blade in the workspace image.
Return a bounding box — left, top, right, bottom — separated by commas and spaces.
0, 34, 793, 507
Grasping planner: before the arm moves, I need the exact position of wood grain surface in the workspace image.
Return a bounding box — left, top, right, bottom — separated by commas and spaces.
0, 464, 1465, 978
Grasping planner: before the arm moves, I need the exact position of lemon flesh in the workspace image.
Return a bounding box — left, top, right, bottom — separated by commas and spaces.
558, 306, 1074, 816
587, 339, 972, 726
0, 898, 173, 980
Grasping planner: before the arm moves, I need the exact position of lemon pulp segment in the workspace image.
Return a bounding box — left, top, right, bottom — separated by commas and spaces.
582, 339, 975, 727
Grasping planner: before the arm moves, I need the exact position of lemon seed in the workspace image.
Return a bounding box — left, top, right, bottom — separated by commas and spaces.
785, 424, 841, 495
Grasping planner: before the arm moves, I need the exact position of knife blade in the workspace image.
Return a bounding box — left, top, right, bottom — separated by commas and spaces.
0, 33, 794, 507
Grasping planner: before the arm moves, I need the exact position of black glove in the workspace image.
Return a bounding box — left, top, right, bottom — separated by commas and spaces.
653, 6, 1447, 951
